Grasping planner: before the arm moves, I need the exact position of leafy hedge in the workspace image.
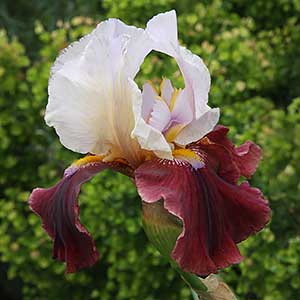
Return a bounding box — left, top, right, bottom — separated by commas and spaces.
0, 1, 299, 299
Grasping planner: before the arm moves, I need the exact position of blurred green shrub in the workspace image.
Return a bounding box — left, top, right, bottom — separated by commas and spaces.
0, 1, 299, 300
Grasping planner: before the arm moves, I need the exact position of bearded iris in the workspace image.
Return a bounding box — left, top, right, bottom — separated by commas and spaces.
29, 11, 270, 277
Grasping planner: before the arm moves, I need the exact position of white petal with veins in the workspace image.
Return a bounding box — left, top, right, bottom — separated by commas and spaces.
47, 11, 219, 163
146, 11, 211, 118
131, 81, 173, 159
149, 99, 171, 132
145, 10, 218, 145
47, 19, 151, 167
177, 46, 211, 118
174, 108, 220, 146
50, 34, 92, 77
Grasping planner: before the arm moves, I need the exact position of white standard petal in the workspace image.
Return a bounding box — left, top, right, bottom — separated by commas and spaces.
177, 46, 211, 118
50, 34, 92, 77
46, 64, 105, 154
111, 20, 152, 78
174, 108, 220, 146
46, 19, 152, 167
146, 10, 212, 119
146, 10, 178, 56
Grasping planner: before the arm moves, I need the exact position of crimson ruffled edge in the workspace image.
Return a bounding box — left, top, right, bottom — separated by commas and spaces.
29, 126, 270, 275
135, 126, 270, 275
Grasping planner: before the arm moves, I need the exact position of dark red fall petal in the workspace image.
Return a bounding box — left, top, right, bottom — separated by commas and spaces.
235, 141, 262, 178
199, 125, 262, 181
217, 180, 270, 243
190, 142, 240, 184
135, 159, 270, 276
29, 158, 131, 273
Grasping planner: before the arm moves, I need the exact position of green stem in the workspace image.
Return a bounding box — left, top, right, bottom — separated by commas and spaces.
191, 289, 200, 300
170, 261, 207, 294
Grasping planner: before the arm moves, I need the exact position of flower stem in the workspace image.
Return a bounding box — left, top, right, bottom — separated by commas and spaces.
191, 289, 200, 300
170, 261, 207, 294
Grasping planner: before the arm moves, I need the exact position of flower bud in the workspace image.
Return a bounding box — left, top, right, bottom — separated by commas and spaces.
142, 200, 182, 257
142, 200, 207, 294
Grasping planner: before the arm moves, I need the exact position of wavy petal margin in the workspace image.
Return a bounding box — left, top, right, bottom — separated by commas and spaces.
46, 19, 152, 166
29, 157, 132, 273
135, 127, 270, 276
195, 125, 262, 183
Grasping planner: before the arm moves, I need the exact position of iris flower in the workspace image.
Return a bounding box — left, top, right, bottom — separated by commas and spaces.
29, 11, 270, 277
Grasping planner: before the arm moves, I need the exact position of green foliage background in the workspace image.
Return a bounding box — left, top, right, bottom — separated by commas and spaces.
0, 0, 299, 299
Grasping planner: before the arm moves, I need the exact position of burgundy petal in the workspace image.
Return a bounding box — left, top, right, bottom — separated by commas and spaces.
29, 158, 131, 273
135, 159, 270, 276
216, 179, 270, 243
235, 141, 262, 178
199, 125, 262, 181
191, 141, 240, 184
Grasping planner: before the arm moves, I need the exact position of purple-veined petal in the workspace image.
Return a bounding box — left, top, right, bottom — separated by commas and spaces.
191, 138, 240, 185
149, 99, 171, 132
29, 156, 132, 273
131, 80, 173, 160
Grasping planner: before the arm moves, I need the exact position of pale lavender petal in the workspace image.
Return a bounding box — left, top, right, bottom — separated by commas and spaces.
176, 46, 211, 118
148, 100, 171, 132
161, 78, 174, 104
146, 11, 213, 120
142, 83, 157, 121
146, 11, 178, 57
174, 108, 220, 146
170, 89, 193, 125
131, 81, 173, 160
